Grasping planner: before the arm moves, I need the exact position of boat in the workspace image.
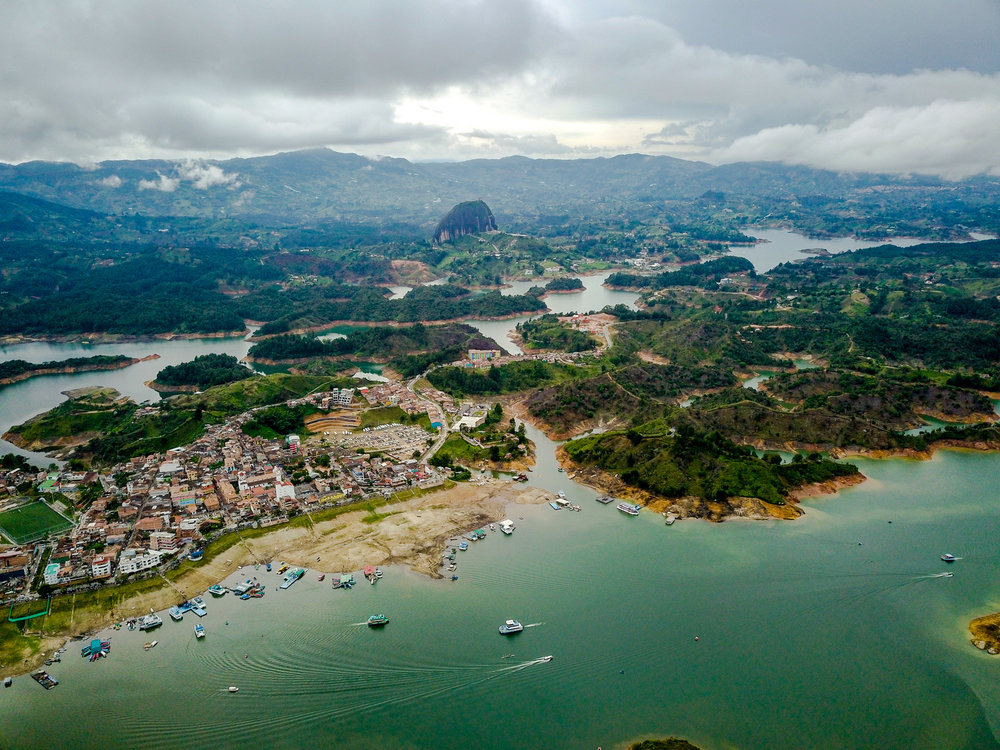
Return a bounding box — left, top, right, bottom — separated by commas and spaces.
231, 579, 255, 595
195, 624, 205, 639
279, 568, 306, 589
265, 562, 272, 572
367, 613, 389, 627
364, 565, 376, 582
81, 639, 111, 658
168, 606, 185, 621
617, 502, 641, 516
190, 596, 208, 617
466, 531, 479, 541
277, 564, 289, 575
138, 613, 163, 631
499, 519, 515, 535
318, 573, 325, 581
31, 670, 58, 690
941, 553, 958, 562
3, 676, 11, 687
208, 584, 228, 597
458, 541, 469, 551
228, 686, 239, 693
597, 495, 614, 504
548, 501, 562, 510
332, 573, 355, 589
489, 523, 496, 531
374, 568, 383, 579
664, 513, 676, 525
540, 655, 553, 662
499, 619, 524, 635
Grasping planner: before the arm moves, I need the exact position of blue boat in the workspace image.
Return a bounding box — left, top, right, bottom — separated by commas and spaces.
279, 568, 306, 589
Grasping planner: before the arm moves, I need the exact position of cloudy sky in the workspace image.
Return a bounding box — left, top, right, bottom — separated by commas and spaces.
2, 0, 999, 177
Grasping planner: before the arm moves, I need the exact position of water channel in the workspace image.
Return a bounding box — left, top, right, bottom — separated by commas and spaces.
2, 230, 999, 748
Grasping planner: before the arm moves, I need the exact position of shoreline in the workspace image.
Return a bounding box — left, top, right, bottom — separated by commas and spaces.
2, 480, 551, 679
553, 445, 866, 522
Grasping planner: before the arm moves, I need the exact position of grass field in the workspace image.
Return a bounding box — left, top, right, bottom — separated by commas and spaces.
0, 502, 74, 544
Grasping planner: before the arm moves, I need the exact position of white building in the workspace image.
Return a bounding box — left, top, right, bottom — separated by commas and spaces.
117, 549, 163, 575
91, 555, 113, 578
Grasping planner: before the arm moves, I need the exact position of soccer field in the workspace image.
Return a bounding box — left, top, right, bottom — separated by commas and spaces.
0, 502, 74, 544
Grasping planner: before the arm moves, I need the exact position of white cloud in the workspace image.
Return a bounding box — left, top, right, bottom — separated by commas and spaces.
177, 162, 240, 189
98, 175, 122, 188
137, 173, 180, 192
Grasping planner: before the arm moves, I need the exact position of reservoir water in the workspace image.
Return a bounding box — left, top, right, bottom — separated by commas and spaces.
2, 231, 1000, 748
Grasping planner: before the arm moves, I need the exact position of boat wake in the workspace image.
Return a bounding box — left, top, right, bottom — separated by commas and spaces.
522, 622, 545, 628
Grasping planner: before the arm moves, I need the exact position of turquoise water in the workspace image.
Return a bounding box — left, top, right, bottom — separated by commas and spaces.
3, 441, 1000, 749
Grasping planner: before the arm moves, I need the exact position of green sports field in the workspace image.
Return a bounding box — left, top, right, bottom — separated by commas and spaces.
0, 502, 73, 544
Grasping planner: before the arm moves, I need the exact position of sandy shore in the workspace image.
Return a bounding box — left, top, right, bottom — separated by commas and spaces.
8, 480, 551, 675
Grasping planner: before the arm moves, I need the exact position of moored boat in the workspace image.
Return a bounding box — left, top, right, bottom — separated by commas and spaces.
279, 568, 306, 589
318, 573, 325, 581
617, 502, 641, 516
458, 541, 469, 551
3, 676, 11, 688
208, 584, 228, 597
31, 670, 58, 689
499, 519, 515, 535
367, 613, 389, 627
138, 613, 163, 630
499, 619, 524, 635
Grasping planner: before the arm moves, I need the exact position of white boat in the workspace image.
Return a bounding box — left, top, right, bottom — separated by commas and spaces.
195, 624, 205, 639
138, 613, 163, 630
941, 553, 958, 562
228, 686, 239, 693
499, 519, 515, 535
664, 513, 676, 525
617, 502, 640, 516
540, 655, 553, 662
168, 606, 185, 621
143, 640, 158, 650
499, 619, 524, 635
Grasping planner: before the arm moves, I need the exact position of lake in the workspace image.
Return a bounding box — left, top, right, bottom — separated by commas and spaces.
2, 231, 999, 748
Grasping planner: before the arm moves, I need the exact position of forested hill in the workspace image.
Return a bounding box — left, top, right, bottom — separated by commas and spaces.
1, 148, 997, 238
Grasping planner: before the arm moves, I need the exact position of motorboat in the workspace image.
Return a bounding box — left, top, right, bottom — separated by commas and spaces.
144, 640, 157, 650
367, 613, 389, 627
540, 655, 553, 662
941, 553, 958, 562
208, 584, 227, 597
499, 619, 524, 635
195, 624, 205, 639
228, 686, 239, 693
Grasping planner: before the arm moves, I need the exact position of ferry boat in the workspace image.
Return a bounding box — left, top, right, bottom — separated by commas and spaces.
499, 519, 515, 535
279, 568, 306, 589
617, 502, 641, 516
138, 613, 163, 630
941, 553, 958, 562
367, 613, 389, 627
499, 619, 524, 635
195, 624, 205, 639
208, 584, 227, 597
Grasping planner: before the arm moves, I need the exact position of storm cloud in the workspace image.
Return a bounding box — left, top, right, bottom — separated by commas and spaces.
1, 0, 998, 177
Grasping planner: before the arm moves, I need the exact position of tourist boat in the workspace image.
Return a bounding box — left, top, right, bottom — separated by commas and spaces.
617, 502, 641, 516
499, 519, 515, 535
279, 568, 306, 589
499, 619, 524, 635
195, 624, 205, 639
458, 541, 469, 551
367, 613, 389, 627
228, 686, 239, 693
208, 584, 227, 597
168, 606, 186, 621
31, 670, 58, 690
138, 613, 163, 630
597, 495, 614, 504
941, 553, 958, 562
190, 596, 207, 616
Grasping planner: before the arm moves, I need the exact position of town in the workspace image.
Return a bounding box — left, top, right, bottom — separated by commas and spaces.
0, 372, 532, 606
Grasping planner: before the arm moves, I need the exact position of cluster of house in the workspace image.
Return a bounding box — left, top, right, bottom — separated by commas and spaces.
0, 387, 447, 598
